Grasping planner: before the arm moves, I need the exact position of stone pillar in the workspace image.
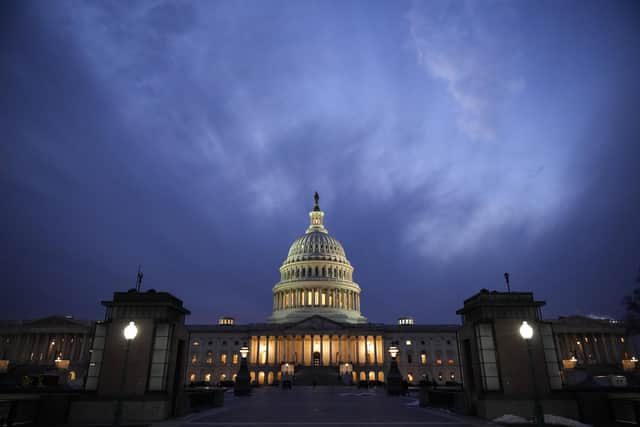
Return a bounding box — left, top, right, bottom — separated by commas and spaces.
456, 290, 550, 421
88, 290, 190, 423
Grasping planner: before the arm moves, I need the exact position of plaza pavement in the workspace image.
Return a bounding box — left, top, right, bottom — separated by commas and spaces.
156, 386, 497, 427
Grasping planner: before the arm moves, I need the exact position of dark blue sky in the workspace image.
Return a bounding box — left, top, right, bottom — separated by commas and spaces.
2, 1, 640, 325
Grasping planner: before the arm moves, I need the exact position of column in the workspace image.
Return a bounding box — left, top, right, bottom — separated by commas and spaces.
320, 335, 323, 365
329, 335, 333, 365
372, 336, 376, 365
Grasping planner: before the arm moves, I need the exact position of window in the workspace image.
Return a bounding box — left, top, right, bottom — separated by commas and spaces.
407, 373, 414, 382
220, 373, 227, 381
68, 371, 76, 381
189, 373, 196, 383
407, 353, 413, 364
220, 353, 227, 364
540, 323, 562, 390
450, 372, 456, 381
206, 351, 213, 364
232, 353, 239, 365
149, 323, 172, 391
420, 352, 427, 365
192, 341, 200, 347
475, 323, 500, 391
406, 340, 412, 346
191, 354, 198, 365
204, 372, 211, 382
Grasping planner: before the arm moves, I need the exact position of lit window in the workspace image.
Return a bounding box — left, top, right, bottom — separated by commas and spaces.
621, 337, 625, 343
220, 353, 227, 365
220, 373, 226, 381
232, 353, 239, 365
436, 359, 442, 365
191, 354, 198, 365
232, 374, 237, 381
206, 351, 213, 364
204, 372, 211, 382
407, 373, 414, 382
420, 352, 427, 365
68, 371, 76, 381
406, 340, 412, 346
189, 373, 196, 383
448, 359, 455, 365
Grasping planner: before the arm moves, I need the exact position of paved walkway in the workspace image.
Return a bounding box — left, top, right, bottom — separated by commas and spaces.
157, 386, 495, 427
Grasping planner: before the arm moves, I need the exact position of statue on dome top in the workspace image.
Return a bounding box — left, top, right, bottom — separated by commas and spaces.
313, 191, 320, 211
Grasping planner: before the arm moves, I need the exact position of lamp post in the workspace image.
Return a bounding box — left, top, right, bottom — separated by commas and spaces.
114, 321, 137, 426
234, 343, 251, 396
386, 341, 402, 395
520, 321, 544, 426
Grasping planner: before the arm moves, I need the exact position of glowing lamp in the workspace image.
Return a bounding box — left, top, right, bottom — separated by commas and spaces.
519, 321, 533, 340
388, 344, 399, 359
240, 344, 249, 359
123, 321, 138, 341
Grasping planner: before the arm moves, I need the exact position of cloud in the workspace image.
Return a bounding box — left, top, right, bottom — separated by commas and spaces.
408, 0, 526, 142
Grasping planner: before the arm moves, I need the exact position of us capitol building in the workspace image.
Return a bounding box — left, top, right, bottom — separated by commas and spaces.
187, 193, 461, 386
0, 194, 631, 398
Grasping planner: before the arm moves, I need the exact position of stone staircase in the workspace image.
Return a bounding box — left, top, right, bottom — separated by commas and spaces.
293, 366, 341, 385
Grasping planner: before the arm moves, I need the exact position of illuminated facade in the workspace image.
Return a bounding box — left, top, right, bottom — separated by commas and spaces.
186, 195, 461, 386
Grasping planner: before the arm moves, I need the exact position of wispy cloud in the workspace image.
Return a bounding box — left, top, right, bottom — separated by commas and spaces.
408, 1, 526, 142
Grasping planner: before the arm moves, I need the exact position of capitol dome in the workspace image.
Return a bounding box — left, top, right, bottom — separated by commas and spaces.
268, 193, 367, 324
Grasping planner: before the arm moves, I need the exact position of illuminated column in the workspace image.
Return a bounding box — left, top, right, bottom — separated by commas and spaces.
329, 336, 333, 365
320, 335, 323, 365
372, 336, 376, 365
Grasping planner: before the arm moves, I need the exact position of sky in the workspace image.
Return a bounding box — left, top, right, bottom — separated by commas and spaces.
2, 0, 640, 325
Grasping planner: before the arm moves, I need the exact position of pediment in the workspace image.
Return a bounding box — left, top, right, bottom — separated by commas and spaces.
284, 315, 346, 332
25, 316, 86, 327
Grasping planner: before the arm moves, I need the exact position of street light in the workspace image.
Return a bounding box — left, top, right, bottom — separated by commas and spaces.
115, 321, 137, 426
386, 341, 402, 395
234, 343, 251, 396
520, 321, 544, 426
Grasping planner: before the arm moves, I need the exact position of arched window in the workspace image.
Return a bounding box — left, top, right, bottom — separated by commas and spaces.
420, 351, 427, 365
308, 267, 312, 277
206, 351, 213, 364
232, 353, 239, 364
220, 353, 227, 365
189, 372, 196, 383
359, 371, 366, 381
68, 371, 76, 381
368, 371, 376, 381
204, 372, 211, 382
377, 371, 384, 382
220, 373, 227, 381
191, 353, 198, 365
407, 373, 414, 382
322, 267, 326, 277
